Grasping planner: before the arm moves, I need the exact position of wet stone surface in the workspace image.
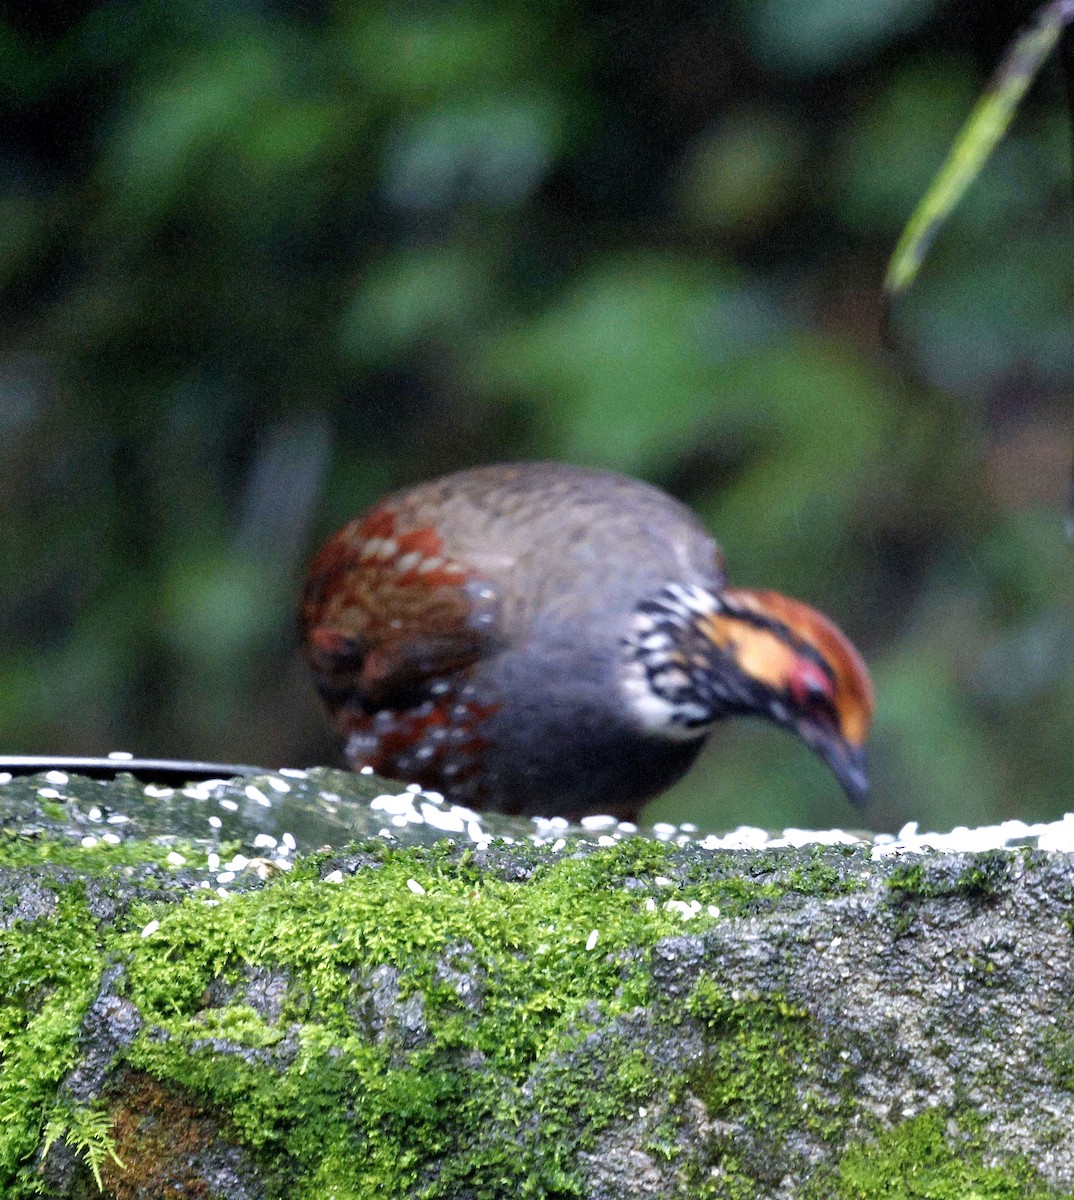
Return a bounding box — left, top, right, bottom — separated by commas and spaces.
4, 766, 1074, 1198
5, 761, 1074, 891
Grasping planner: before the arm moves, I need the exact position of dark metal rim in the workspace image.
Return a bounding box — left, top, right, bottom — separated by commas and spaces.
0, 756, 266, 784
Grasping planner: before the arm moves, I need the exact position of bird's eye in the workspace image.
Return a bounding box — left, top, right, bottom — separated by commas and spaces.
788, 658, 837, 718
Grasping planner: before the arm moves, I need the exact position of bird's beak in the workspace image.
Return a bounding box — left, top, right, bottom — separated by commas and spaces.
796, 718, 870, 808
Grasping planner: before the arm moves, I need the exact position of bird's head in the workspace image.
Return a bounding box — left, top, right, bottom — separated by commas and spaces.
623, 583, 874, 806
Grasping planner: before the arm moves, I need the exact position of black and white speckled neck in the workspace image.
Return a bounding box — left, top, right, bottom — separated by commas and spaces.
621, 583, 776, 737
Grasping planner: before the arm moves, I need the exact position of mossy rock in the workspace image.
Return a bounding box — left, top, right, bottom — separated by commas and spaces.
1, 770, 1073, 1198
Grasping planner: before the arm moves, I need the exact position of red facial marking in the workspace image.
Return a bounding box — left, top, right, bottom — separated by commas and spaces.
788, 657, 835, 712
720, 587, 873, 745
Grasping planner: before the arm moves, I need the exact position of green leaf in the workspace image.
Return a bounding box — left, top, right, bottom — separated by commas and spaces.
885, 2, 1067, 296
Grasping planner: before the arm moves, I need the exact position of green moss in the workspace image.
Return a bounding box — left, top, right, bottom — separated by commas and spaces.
686, 976, 813, 1127
0, 828, 239, 876
782, 858, 849, 895
1042, 1022, 1074, 1092
0, 839, 1063, 1199
677, 843, 867, 917
114, 839, 728, 1197
886, 853, 1010, 937
0, 885, 106, 1192
679, 973, 856, 1194
41, 1100, 124, 1191
826, 1109, 1061, 1199
887, 853, 1009, 904
951, 854, 1010, 900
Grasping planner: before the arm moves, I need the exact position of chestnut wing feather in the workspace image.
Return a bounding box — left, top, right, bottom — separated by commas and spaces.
300, 504, 496, 712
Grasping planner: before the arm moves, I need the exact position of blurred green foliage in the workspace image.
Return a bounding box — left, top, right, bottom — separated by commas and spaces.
0, 0, 1069, 833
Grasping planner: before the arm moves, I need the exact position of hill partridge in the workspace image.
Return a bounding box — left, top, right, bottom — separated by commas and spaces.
300, 463, 873, 821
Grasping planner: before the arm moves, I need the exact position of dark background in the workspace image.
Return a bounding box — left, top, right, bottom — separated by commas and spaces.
1, 0, 1071, 833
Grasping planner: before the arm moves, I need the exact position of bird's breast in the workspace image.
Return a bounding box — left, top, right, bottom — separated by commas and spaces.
472, 631, 706, 817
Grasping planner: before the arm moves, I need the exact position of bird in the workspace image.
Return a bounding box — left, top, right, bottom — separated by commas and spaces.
299, 462, 873, 822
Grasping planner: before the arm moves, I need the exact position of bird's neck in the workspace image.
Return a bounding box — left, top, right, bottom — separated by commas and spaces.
619, 583, 764, 739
